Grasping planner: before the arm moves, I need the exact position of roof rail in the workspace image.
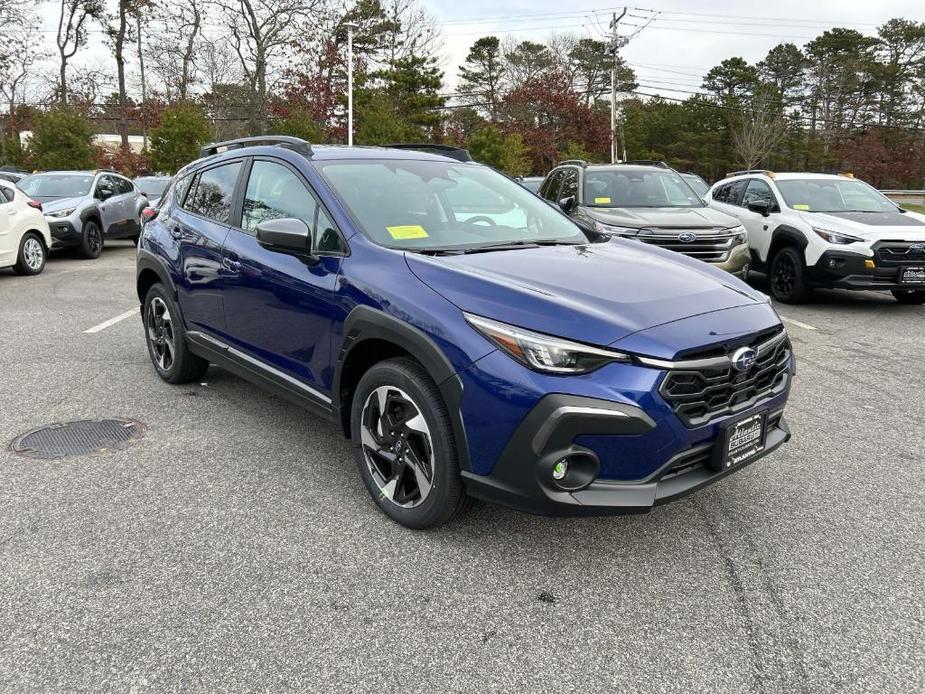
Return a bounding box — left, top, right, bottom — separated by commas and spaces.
726, 169, 774, 178
385, 143, 473, 163
622, 159, 669, 168
199, 135, 313, 159
558, 159, 588, 167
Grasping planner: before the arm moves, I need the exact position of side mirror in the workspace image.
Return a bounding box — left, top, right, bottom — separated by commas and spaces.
97, 185, 114, 200
256, 217, 312, 255
559, 195, 576, 213
747, 199, 770, 216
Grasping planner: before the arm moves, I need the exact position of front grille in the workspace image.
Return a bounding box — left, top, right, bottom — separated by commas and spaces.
660, 336, 792, 428
633, 229, 741, 263
874, 241, 925, 265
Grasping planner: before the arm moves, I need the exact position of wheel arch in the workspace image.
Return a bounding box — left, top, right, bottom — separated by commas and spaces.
136, 251, 179, 305
768, 225, 808, 263
79, 206, 102, 229
333, 306, 472, 471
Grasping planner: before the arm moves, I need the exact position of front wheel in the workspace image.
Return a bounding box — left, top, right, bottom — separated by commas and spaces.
351, 357, 470, 529
12, 232, 47, 275
79, 221, 103, 259
769, 246, 810, 304
892, 289, 925, 305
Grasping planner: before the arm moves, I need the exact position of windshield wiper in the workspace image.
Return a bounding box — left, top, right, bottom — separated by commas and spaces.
414, 239, 577, 256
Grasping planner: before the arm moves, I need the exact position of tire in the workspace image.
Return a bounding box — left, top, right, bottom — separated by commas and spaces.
769, 246, 810, 303
143, 283, 209, 384
892, 289, 925, 305
12, 232, 46, 276
79, 220, 103, 259
350, 357, 471, 529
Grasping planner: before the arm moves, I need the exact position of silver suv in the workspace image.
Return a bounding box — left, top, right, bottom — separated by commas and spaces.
17, 170, 149, 259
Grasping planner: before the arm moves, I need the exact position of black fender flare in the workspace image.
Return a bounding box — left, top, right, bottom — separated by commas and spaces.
79, 205, 102, 227
136, 248, 179, 304
333, 305, 472, 472
769, 225, 809, 257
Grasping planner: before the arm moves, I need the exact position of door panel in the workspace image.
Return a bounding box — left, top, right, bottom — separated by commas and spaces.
741, 180, 779, 262
0, 186, 13, 265
96, 176, 121, 233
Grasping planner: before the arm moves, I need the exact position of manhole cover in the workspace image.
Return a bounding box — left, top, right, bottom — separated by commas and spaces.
11, 418, 145, 459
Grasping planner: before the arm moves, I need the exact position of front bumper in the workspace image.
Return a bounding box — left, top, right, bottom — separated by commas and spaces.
714, 243, 750, 277
48, 219, 81, 248
461, 391, 791, 516
806, 250, 925, 291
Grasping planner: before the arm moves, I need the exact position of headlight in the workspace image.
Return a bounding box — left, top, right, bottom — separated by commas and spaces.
594, 221, 645, 237
813, 227, 863, 245
465, 313, 632, 374
47, 207, 76, 218
724, 225, 747, 246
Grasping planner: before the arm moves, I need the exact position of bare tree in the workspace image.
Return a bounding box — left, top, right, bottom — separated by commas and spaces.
55, 0, 104, 105
731, 95, 789, 169
145, 0, 202, 102
211, 0, 318, 133
0, 1, 36, 123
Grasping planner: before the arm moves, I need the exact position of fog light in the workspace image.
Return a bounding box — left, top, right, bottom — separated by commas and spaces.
552, 459, 568, 480
827, 258, 838, 268
865, 259, 875, 269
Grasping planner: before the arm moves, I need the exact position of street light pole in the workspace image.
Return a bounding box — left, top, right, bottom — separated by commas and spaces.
345, 22, 359, 147
608, 9, 627, 163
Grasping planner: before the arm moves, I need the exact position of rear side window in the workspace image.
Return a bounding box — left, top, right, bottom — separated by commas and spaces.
241, 160, 317, 234
185, 162, 242, 224
116, 177, 134, 195
0, 186, 13, 203
714, 179, 748, 206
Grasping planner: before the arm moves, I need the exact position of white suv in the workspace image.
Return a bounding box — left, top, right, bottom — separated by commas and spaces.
707, 171, 925, 304
0, 179, 52, 276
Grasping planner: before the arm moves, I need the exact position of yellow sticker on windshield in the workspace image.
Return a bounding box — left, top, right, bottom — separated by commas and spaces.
594, 197, 612, 204
793, 204, 811, 210
387, 225, 429, 240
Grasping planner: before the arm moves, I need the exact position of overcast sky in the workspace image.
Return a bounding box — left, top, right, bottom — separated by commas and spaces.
32, 0, 925, 100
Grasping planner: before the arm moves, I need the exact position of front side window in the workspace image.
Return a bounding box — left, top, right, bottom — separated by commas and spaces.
743, 179, 777, 210
584, 169, 703, 208
242, 160, 317, 234
317, 159, 584, 251
541, 171, 564, 201
186, 162, 242, 224
17, 174, 94, 200
775, 178, 897, 213
560, 168, 579, 201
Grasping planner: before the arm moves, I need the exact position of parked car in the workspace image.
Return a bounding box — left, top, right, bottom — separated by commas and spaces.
0, 179, 52, 276
538, 160, 750, 278
134, 175, 172, 207
137, 136, 793, 528
17, 170, 149, 258
0, 171, 26, 184
681, 172, 710, 198
707, 170, 925, 304
519, 176, 544, 193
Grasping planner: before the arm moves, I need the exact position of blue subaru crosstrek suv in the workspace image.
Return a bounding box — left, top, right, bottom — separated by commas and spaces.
136, 136, 793, 528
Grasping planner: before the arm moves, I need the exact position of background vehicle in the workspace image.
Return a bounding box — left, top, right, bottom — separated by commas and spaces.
539, 160, 750, 277
134, 175, 172, 207
138, 136, 792, 529
0, 168, 26, 184
707, 171, 925, 304
18, 170, 149, 258
681, 172, 710, 198
519, 176, 544, 193
0, 179, 52, 276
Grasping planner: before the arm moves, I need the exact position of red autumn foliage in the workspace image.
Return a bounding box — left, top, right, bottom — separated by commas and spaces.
836, 128, 925, 189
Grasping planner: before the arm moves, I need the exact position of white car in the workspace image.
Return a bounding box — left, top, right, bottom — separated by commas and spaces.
707, 171, 925, 304
0, 179, 52, 276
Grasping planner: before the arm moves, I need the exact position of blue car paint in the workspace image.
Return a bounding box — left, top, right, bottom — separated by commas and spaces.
141, 144, 790, 495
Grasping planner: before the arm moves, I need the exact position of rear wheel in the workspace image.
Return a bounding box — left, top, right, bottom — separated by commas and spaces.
12, 232, 46, 276
79, 221, 103, 259
143, 283, 209, 384
892, 289, 925, 305
769, 246, 810, 303
351, 357, 470, 529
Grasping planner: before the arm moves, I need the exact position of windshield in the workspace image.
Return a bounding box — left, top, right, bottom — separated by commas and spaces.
776, 178, 897, 213
316, 159, 585, 251
584, 169, 704, 208
18, 174, 94, 199
136, 178, 169, 197
681, 174, 709, 197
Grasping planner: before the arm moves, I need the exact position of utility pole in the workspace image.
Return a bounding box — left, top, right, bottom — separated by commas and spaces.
607, 10, 628, 163
344, 22, 359, 147
137, 14, 148, 151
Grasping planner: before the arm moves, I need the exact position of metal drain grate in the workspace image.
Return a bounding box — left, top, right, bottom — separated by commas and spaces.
11, 419, 145, 459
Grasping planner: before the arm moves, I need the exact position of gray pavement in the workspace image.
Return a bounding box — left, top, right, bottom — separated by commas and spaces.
0, 243, 923, 693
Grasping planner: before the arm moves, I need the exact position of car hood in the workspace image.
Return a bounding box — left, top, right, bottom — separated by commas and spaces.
588, 205, 740, 230
799, 210, 925, 241
405, 241, 768, 349
39, 196, 84, 213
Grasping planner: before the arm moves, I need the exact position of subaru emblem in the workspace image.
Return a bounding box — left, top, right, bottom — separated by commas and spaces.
732, 347, 757, 372
678, 232, 697, 243
911, 243, 925, 253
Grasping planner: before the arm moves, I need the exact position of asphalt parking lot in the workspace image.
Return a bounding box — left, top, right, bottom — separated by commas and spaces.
1, 243, 923, 693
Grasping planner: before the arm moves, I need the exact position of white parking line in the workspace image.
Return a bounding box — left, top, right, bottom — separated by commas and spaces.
84, 308, 139, 334
779, 315, 818, 331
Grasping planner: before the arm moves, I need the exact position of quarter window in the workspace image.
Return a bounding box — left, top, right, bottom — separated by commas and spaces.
241, 160, 317, 234
186, 162, 242, 224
